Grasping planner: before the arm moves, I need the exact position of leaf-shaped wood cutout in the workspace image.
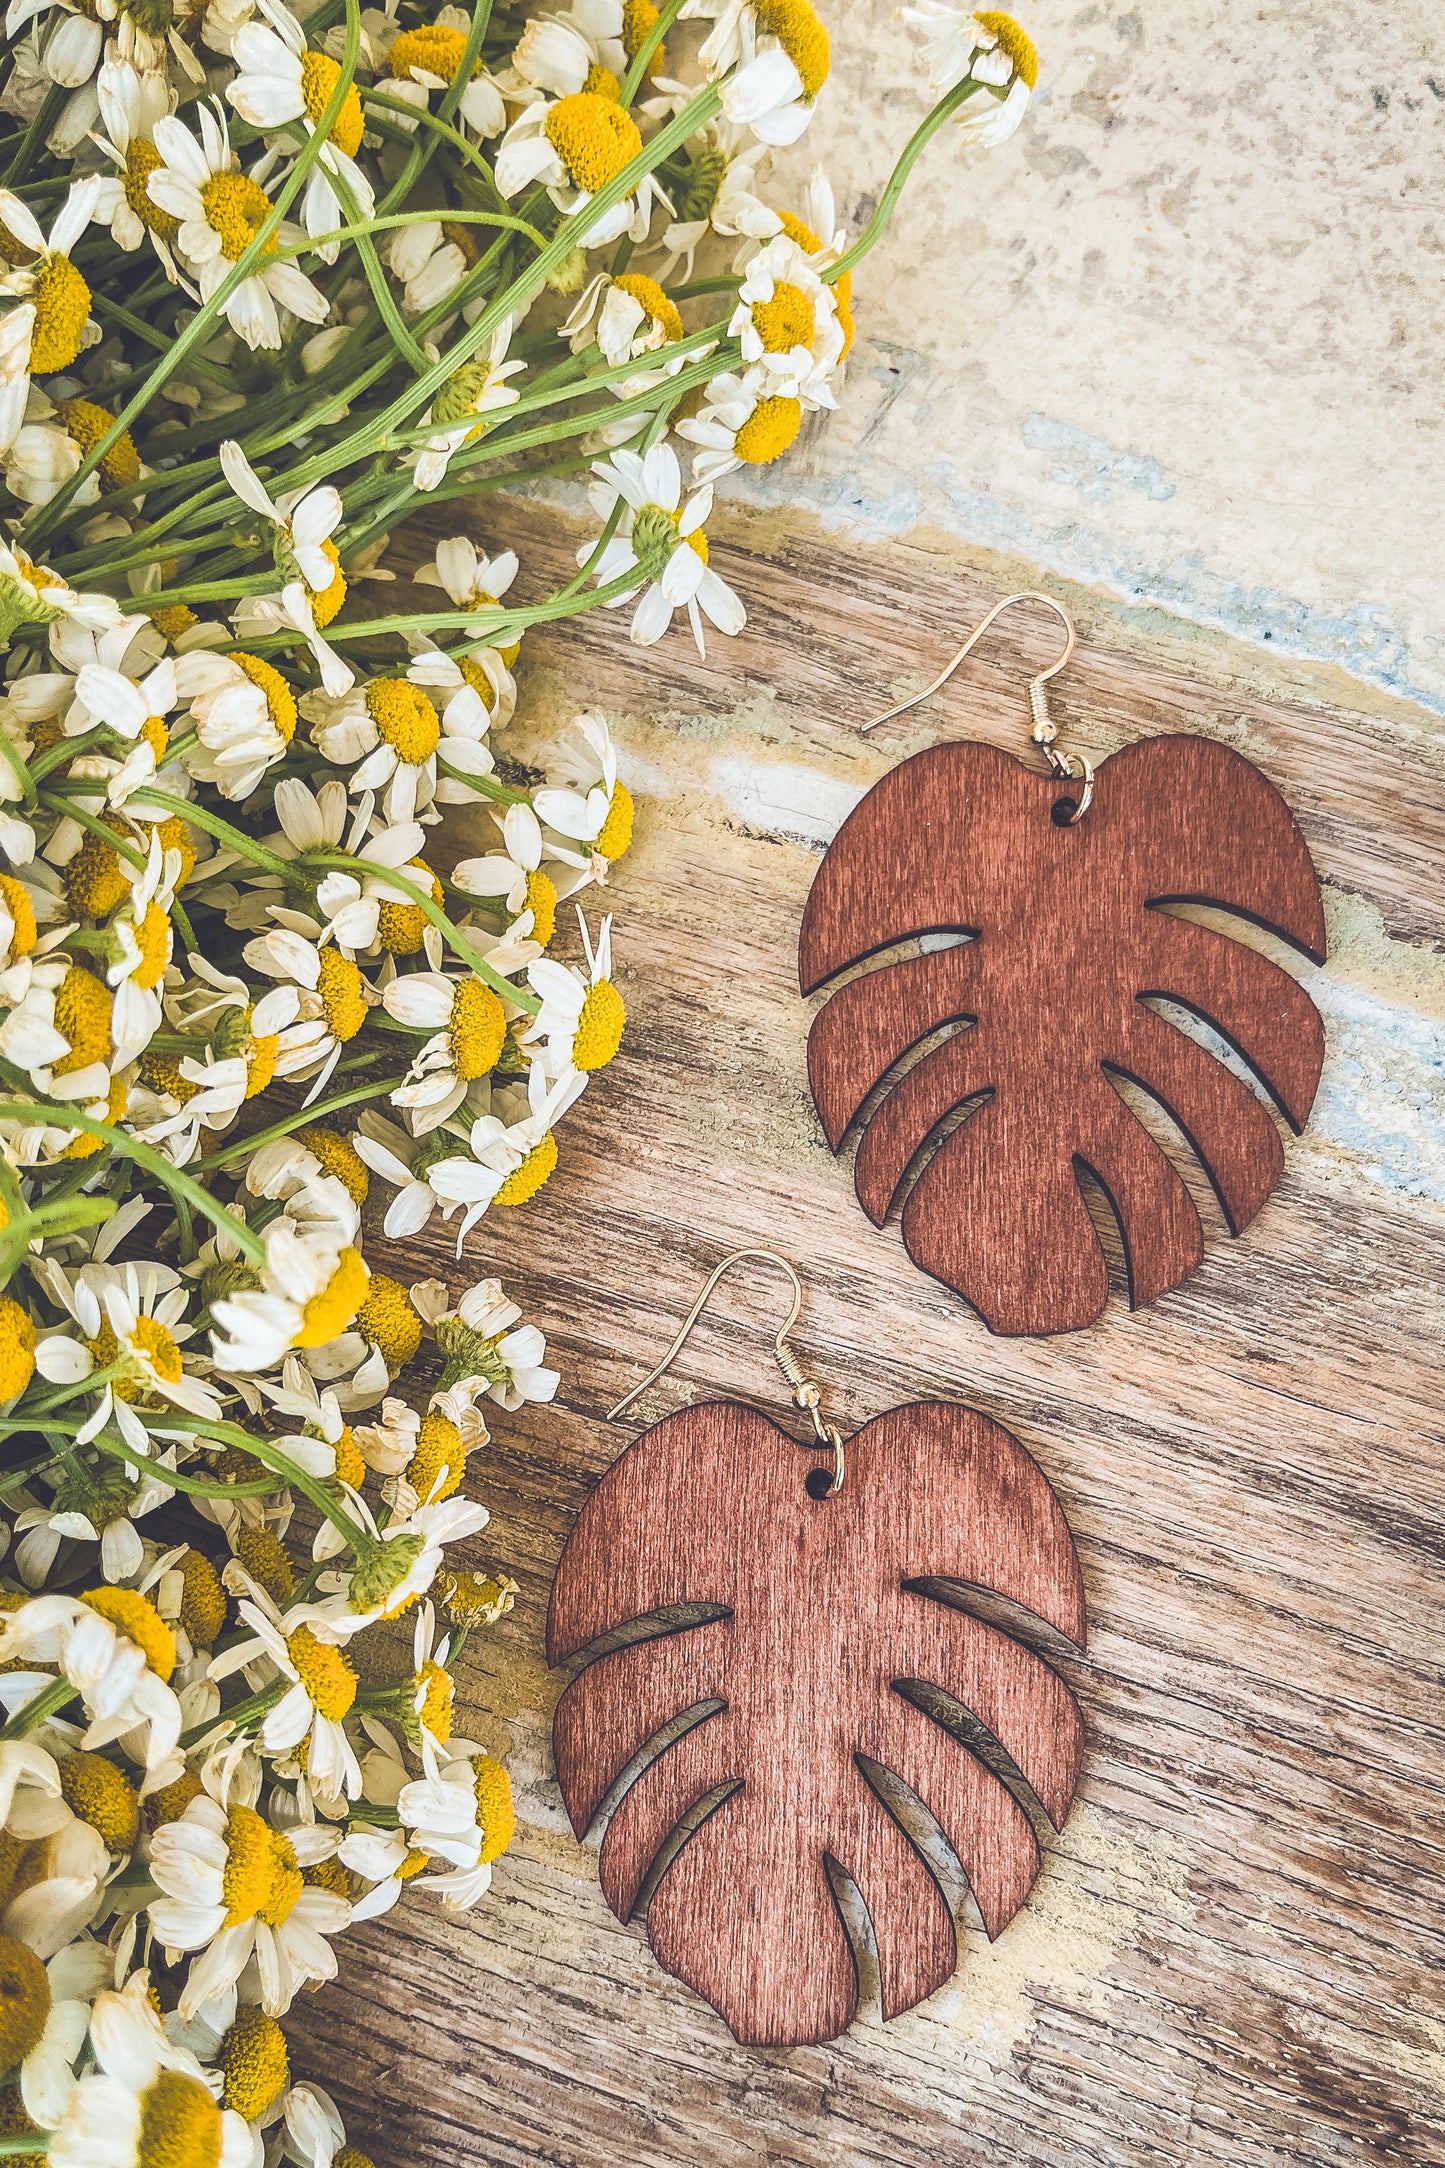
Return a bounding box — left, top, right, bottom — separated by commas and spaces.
798, 735, 1327, 1335
548, 1399, 1086, 2047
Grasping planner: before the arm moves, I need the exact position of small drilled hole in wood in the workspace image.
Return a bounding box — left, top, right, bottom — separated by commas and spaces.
804, 1467, 835, 1501
1050, 796, 1077, 826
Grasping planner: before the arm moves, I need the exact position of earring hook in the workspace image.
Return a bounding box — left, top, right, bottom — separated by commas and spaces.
608, 1248, 846, 1495
861, 589, 1092, 822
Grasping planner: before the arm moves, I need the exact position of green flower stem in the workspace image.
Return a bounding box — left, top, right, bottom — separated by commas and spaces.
184, 1677, 288, 1748
0, 1103, 267, 1266
195, 1077, 401, 1169
330, 163, 434, 380
0, 728, 33, 808
824, 75, 984, 286
125, 786, 301, 885
302, 557, 655, 650
36, 790, 147, 869
86, 1430, 283, 1500
150, 1412, 372, 1550
0, 2136, 50, 2157
0, 1674, 76, 1741
375, 0, 493, 215
305, 852, 542, 1013
24, 0, 365, 543
15, 1359, 129, 1421
619, 0, 689, 104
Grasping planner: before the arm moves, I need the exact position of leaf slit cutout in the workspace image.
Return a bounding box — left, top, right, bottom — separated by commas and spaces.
798, 734, 1326, 1333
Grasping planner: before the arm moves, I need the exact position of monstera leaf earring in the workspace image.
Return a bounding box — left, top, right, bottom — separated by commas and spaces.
799, 592, 1328, 1334
549, 1250, 1087, 2048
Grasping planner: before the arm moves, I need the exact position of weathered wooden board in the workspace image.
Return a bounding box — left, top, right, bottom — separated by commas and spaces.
284, 496, 1445, 2167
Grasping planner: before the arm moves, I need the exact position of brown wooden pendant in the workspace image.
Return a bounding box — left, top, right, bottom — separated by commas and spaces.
549, 1397, 1086, 2048
798, 734, 1327, 1335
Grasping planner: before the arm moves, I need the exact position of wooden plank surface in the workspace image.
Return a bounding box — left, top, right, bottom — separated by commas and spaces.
285, 497, 1445, 2166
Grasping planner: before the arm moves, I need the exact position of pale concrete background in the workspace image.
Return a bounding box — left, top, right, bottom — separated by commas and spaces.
764, 1, 1444, 716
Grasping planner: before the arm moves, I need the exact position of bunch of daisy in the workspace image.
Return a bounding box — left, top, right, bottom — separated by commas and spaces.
0, 0, 1042, 2149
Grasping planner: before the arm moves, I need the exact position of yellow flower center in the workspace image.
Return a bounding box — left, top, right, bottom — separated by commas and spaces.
300, 48, 365, 156
776, 209, 853, 353
438, 1569, 514, 1623
448, 976, 505, 1079
59, 1750, 140, 1850
439, 216, 480, 269
81, 1586, 176, 1681
285, 1623, 357, 1719
622, 0, 664, 67
126, 137, 181, 241
218, 2007, 290, 2122
0, 874, 36, 960
52, 963, 113, 1075
522, 868, 556, 946
493, 1129, 557, 1206
754, 0, 830, 97
545, 92, 643, 194
751, 278, 815, 354
0, 1935, 50, 2073
141, 713, 169, 762
295, 1123, 369, 1202
137, 2069, 224, 2168
367, 678, 440, 764
131, 899, 172, 990
332, 1423, 365, 1488
62, 1074, 126, 1160
175, 1547, 226, 1645
201, 171, 277, 262
0, 1296, 35, 1400
232, 651, 297, 740
65, 831, 131, 920
974, 8, 1038, 88
354, 1272, 422, 1370
53, 396, 142, 493
142, 1760, 204, 1829
376, 859, 442, 956
472, 1753, 515, 1864
734, 393, 804, 465
317, 946, 368, 1041
222, 1802, 302, 1927
336, 2151, 379, 2168
573, 978, 625, 1070
142, 1767, 203, 1832
594, 779, 634, 861
465, 587, 520, 667
245, 1030, 278, 1097
408, 1409, 465, 1504
387, 23, 473, 80
138, 1048, 199, 1104
583, 60, 620, 96
307, 541, 347, 628
458, 653, 501, 707
292, 1244, 369, 1348
28, 254, 92, 374
149, 602, 198, 643
686, 528, 709, 565
128, 1312, 184, 1383
235, 1525, 295, 1604
613, 270, 683, 343
156, 814, 197, 884
415, 1658, 454, 1742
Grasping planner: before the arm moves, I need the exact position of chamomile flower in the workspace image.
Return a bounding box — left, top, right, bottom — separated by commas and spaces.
642, 108, 773, 278
579, 442, 744, 655
411, 318, 524, 492
508, 0, 626, 99
396, 1738, 514, 1906
0, 178, 103, 451
0, 956, 117, 1101
174, 645, 297, 800
146, 101, 330, 351
372, 6, 507, 138
230, 583, 353, 699
686, 0, 831, 142
30, 1254, 224, 1434
452, 1059, 589, 1235
209, 1219, 368, 1376
47, 1974, 254, 2168
452, 801, 563, 946
562, 267, 692, 393
70, 643, 178, 809
520, 908, 625, 1076
91, 60, 180, 269
11, 1455, 173, 1587
0, 1588, 183, 1771
0, 541, 124, 649
677, 369, 805, 481
209, 1588, 363, 1799
241, 927, 377, 1099
227, 1, 375, 263
219, 439, 345, 633
380, 964, 509, 1126
306, 658, 498, 825
532, 709, 634, 881
427, 1276, 560, 1409
729, 230, 842, 402
494, 88, 668, 248
349, 1111, 473, 1239
412, 533, 522, 666
147, 1779, 350, 2019
900, 3, 1037, 142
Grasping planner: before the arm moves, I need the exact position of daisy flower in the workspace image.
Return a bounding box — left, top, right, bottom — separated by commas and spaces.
209, 1586, 363, 1800
520, 908, 626, 1077
494, 87, 668, 248
451, 801, 563, 946
11, 1452, 176, 1589
241, 925, 377, 1099
306, 655, 499, 825
70, 642, 179, 809
507, 0, 626, 99
440, 1060, 589, 1240
642, 107, 773, 279
372, 5, 507, 138
91, 59, 181, 271
729, 230, 843, 403
227, 1, 375, 264
411, 317, 524, 492
686, 0, 831, 141
531, 709, 634, 882
219, 439, 346, 641
304, 1487, 492, 1633
579, 441, 744, 655
0, 541, 124, 648
900, 3, 1037, 142
147, 1778, 350, 2019
0, 178, 103, 451
30, 1252, 224, 1433
380, 963, 514, 1128
146, 100, 330, 351
48, 1974, 254, 2168
396, 1738, 514, 1908
429, 1276, 561, 1409
0, 1587, 183, 1771
175, 644, 299, 799
229, 582, 353, 699
677, 368, 808, 482
350, 1110, 480, 1240
0, 955, 117, 1102
209, 1218, 369, 1376
412, 532, 522, 667
561, 268, 693, 396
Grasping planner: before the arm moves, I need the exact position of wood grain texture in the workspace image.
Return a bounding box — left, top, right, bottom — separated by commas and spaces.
799, 734, 1327, 1334
548, 1398, 1085, 2045
278, 498, 1445, 2168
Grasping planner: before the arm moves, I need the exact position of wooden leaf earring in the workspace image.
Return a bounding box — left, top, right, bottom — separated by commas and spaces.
548, 1249, 1087, 2048
798, 592, 1328, 1335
